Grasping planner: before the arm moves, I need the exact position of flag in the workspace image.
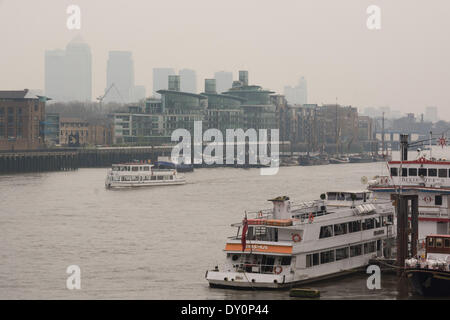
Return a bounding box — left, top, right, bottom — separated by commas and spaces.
241, 213, 248, 252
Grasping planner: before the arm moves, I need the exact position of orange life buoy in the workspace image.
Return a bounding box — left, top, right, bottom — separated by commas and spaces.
292, 234, 302, 242
274, 266, 283, 275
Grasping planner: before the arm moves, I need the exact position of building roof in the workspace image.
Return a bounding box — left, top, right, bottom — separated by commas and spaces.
156, 90, 207, 99
201, 92, 247, 102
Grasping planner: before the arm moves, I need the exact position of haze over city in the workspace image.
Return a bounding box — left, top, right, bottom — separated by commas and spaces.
1, 0, 450, 117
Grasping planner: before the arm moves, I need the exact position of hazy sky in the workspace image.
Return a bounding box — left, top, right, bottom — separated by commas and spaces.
1, 0, 449, 118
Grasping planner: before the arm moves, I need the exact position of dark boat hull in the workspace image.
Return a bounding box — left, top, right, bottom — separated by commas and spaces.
405, 268, 450, 296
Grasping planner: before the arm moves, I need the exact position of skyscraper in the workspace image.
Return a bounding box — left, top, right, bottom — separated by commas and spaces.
424, 106, 438, 123
153, 68, 175, 96
44, 36, 92, 102
105, 51, 134, 103
214, 71, 233, 94
284, 76, 307, 105
179, 69, 197, 93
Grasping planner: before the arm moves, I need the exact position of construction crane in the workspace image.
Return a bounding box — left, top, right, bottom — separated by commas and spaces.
97, 83, 124, 112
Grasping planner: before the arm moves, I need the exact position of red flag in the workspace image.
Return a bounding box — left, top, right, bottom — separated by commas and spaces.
241, 214, 248, 252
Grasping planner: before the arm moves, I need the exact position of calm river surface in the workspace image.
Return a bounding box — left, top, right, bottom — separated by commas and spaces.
0, 155, 436, 299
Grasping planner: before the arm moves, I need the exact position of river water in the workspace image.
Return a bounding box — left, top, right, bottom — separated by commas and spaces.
0, 152, 441, 299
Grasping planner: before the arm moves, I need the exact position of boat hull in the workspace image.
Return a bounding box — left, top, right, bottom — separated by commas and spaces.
405, 268, 450, 296
106, 179, 185, 188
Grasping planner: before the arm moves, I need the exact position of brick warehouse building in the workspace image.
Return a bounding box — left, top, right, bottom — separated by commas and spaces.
0, 89, 47, 151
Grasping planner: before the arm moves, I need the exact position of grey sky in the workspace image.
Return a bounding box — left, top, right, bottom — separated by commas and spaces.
1, 0, 449, 118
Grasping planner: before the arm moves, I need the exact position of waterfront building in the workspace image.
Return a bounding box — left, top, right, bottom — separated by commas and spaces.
153, 68, 176, 96
179, 69, 197, 94
60, 117, 112, 146
201, 79, 245, 132
0, 89, 47, 151
44, 113, 60, 146
105, 51, 134, 103
223, 71, 278, 131
214, 71, 233, 94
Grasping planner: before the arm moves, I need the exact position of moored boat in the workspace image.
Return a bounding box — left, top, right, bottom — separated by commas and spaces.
206, 191, 395, 289
405, 234, 450, 296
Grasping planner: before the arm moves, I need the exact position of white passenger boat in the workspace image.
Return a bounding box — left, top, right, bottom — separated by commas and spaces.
206, 191, 395, 289
367, 155, 450, 238
105, 163, 186, 188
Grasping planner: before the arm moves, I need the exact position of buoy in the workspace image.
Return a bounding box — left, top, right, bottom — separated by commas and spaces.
289, 288, 320, 298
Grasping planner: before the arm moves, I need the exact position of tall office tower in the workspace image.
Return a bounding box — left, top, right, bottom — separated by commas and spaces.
283, 76, 307, 105
45, 49, 66, 101
45, 36, 92, 102
64, 36, 92, 102
168, 75, 180, 92
214, 71, 233, 94
179, 69, 197, 93
153, 68, 176, 96
105, 51, 135, 103
424, 106, 438, 123
131, 85, 146, 103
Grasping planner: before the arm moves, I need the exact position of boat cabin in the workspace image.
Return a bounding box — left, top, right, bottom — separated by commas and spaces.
426, 234, 450, 256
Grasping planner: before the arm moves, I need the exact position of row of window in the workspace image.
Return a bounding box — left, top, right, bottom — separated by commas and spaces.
306, 240, 380, 267
115, 175, 174, 182
319, 215, 393, 239
428, 237, 450, 248
112, 166, 151, 172
391, 167, 450, 178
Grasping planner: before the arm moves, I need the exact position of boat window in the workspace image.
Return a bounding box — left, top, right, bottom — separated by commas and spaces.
348, 220, 361, 233
435, 195, 442, 206
364, 241, 376, 254
436, 238, 443, 248
362, 218, 375, 230
428, 168, 437, 177
320, 250, 335, 264
408, 168, 417, 176
132, 166, 139, 172
439, 168, 448, 178
306, 253, 319, 268
120, 166, 127, 171
444, 239, 450, 248
418, 168, 427, 176
334, 223, 347, 236
319, 225, 333, 238
170, 176, 173, 180
143, 166, 150, 171
335, 247, 349, 261
132, 176, 139, 181
112, 167, 119, 171
151, 176, 156, 180
350, 244, 362, 257
281, 256, 292, 266
428, 237, 435, 247
390, 168, 398, 176
157, 176, 163, 180
401, 168, 408, 177
375, 217, 381, 228
337, 193, 345, 201
327, 193, 337, 200
388, 214, 393, 223
377, 240, 381, 251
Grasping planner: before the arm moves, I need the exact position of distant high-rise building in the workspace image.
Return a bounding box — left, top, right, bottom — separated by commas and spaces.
284, 76, 307, 105
424, 106, 438, 123
105, 51, 134, 103
45, 36, 92, 102
179, 69, 197, 93
153, 68, 176, 96
131, 85, 146, 103
168, 75, 180, 92
214, 71, 233, 94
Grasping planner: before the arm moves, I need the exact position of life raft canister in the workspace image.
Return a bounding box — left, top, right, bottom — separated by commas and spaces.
274, 266, 283, 275
292, 233, 302, 242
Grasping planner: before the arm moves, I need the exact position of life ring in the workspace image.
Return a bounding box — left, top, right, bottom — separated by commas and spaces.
308, 213, 314, 223
274, 266, 283, 275
292, 234, 302, 242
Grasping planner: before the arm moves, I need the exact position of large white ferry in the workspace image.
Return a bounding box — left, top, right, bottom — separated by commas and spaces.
368, 155, 450, 238
105, 163, 186, 188
206, 191, 395, 289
